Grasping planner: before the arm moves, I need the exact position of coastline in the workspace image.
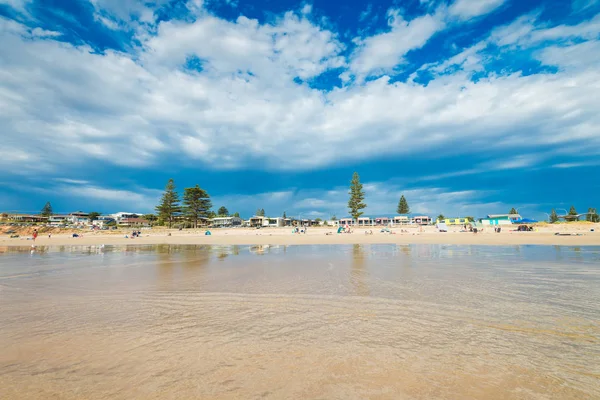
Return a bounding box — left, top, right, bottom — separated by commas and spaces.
2, 225, 600, 247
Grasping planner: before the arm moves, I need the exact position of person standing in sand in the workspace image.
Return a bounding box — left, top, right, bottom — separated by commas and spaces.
32, 229, 38, 242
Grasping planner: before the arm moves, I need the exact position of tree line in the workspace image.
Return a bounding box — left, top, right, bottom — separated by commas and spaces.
155, 179, 237, 228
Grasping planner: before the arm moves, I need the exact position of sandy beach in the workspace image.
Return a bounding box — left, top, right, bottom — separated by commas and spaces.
2, 223, 599, 247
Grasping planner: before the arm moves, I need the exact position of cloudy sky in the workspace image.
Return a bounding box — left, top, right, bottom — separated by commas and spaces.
1, 0, 599, 219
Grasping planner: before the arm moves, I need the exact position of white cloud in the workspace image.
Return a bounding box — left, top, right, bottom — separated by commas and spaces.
350, 9, 444, 78
0, 2, 599, 180
448, 0, 506, 21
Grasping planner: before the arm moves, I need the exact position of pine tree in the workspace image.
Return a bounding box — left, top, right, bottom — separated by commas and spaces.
182, 185, 211, 228
88, 212, 101, 222
568, 206, 577, 215
283, 211, 287, 219
397, 195, 410, 214
217, 206, 229, 216
549, 209, 559, 223
588, 208, 600, 223
260, 208, 265, 216
509, 207, 517, 214
348, 172, 366, 222
156, 179, 181, 228
41, 202, 53, 217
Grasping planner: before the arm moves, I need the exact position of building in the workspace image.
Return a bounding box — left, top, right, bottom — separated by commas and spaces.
411, 216, 432, 225
92, 216, 116, 228
375, 217, 391, 225
110, 212, 144, 223
249, 216, 269, 227
118, 218, 150, 228
211, 216, 243, 228
480, 214, 522, 226
393, 216, 410, 225
437, 217, 470, 226
69, 211, 90, 225
267, 217, 285, 227
3, 214, 48, 223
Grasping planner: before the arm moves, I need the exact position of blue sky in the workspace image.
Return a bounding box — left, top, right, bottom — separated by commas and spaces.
1, 0, 599, 219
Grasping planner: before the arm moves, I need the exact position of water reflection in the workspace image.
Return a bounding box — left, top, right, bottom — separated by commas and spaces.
1, 245, 600, 399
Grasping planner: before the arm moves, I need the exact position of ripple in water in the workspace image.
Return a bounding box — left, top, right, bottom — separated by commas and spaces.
0, 244, 599, 399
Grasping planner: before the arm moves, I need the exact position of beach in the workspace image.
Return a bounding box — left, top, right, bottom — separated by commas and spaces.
1, 223, 599, 248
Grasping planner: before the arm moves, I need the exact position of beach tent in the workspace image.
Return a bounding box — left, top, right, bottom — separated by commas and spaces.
337, 226, 344, 233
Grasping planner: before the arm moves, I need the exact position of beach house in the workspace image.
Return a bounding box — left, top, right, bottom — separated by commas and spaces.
210, 216, 243, 227
393, 216, 410, 225
437, 217, 469, 226
411, 216, 432, 225
3, 213, 48, 223
118, 218, 151, 228
480, 214, 522, 226
249, 216, 269, 227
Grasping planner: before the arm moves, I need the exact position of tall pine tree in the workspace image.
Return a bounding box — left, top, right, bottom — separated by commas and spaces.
41, 202, 53, 217
156, 179, 181, 228
217, 206, 229, 216
509, 207, 518, 214
183, 185, 212, 228
397, 195, 410, 214
348, 172, 366, 222
549, 209, 559, 223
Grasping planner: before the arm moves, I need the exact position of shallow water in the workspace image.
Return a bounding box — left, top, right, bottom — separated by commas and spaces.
1, 244, 599, 399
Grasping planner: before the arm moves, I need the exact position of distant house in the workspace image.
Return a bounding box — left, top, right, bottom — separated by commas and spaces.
110, 212, 144, 223
4, 214, 48, 223
393, 216, 410, 225
480, 214, 522, 226
411, 216, 432, 225
437, 217, 469, 226
118, 218, 150, 227
211, 216, 243, 227
249, 216, 269, 227
92, 216, 116, 228
267, 217, 285, 227
48, 214, 70, 226
375, 217, 391, 225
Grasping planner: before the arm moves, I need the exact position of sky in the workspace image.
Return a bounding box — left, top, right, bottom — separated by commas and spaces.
1, 0, 599, 220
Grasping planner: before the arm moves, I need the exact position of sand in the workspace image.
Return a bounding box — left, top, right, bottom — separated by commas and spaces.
1, 223, 599, 247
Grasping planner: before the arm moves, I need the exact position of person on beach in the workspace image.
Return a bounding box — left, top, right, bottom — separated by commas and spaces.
32, 229, 38, 241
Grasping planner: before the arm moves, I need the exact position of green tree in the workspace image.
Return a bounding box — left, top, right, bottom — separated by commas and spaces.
585, 208, 599, 222
569, 206, 577, 215
549, 209, 559, 223
41, 202, 53, 217
207, 210, 216, 219
465, 216, 475, 222
233, 212, 240, 218
143, 214, 158, 222
182, 185, 212, 228
257, 208, 265, 216
348, 172, 366, 222
397, 195, 410, 214
315, 217, 322, 222
156, 179, 181, 228
437, 214, 446, 222
509, 207, 518, 214
88, 212, 101, 223
217, 206, 229, 216
283, 211, 287, 219
331, 215, 337, 221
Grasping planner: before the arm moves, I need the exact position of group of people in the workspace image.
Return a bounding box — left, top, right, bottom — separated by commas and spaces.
293, 226, 308, 234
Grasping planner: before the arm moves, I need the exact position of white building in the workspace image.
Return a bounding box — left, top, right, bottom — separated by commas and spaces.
211, 216, 243, 227
110, 212, 144, 223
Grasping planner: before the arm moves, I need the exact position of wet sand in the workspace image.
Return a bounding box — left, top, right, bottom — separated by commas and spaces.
1, 244, 599, 399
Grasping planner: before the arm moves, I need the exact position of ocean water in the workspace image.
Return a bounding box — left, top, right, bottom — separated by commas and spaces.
1, 244, 599, 399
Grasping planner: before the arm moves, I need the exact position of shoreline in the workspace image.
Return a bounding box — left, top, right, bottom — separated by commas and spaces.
2, 228, 600, 247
